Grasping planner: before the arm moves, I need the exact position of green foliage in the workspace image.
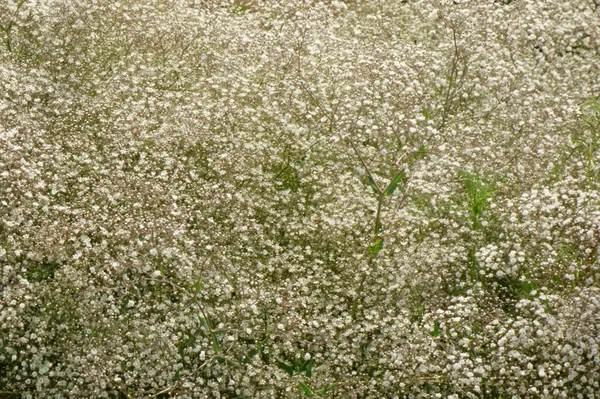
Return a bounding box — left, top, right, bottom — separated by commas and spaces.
459, 170, 495, 229
384, 169, 406, 197
367, 236, 384, 258
300, 381, 313, 396
212, 332, 222, 355
553, 97, 600, 186
408, 145, 429, 165
581, 97, 600, 130
23, 258, 62, 283
242, 339, 266, 363
429, 320, 440, 338
275, 356, 315, 377
366, 175, 380, 195
573, 97, 600, 187
361, 145, 428, 258
2, 0, 600, 398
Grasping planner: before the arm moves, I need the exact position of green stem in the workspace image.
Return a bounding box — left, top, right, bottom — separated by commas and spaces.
347, 137, 381, 195
374, 196, 383, 236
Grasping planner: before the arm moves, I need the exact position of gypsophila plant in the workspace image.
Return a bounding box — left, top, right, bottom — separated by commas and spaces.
1, 0, 600, 397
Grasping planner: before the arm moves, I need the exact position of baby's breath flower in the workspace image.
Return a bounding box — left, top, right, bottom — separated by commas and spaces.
1, 0, 599, 397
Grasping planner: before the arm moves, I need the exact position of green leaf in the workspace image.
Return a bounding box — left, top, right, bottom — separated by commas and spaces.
243, 340, 265, 363
300, 382, 313, 396
317, 384, 334, 395
303, 359, 315, 377
276, 360, 295, 376
384, 169, 406, 196
260, 347, 270, 363
416, 305, 425, 323
422, 106, 436, 120
375, 219, 383, 235
214, 356, 225, 364
177, 337, 189, 358
409, 145, 428, 164
367, 175, 380, 195
212, 332, 221, 354
430, 320, 440, 338
243, 347, 260, 364
368, 236, 384, 258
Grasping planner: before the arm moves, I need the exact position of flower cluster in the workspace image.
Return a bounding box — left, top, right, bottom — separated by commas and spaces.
1, 0, 599, 397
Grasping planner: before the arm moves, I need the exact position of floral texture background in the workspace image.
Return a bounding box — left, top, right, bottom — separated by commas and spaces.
1, 0, 600, 397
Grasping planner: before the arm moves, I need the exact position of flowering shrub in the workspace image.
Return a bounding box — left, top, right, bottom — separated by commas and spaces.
1, 0, 599, 397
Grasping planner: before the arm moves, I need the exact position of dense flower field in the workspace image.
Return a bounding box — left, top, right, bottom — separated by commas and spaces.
1, 0, 599, 397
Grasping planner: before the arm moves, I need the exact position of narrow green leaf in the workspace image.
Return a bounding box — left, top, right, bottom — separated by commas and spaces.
260, 347, 270, 363
317, 384, 334, 395
367, 175, 380, 195
212, 332, 221, 354
276, 360, 295, 376
243, 346, 260, 363
375, 218, 383, 235
261, 353, 270, 363
368, 236, 384, 258
304, 359, 315, 377
430, 320, 440, 338
243, 339, 266, 363
177, 338, 189, 357
300, 382, 313, 396
384, 169, 406, 196
214, 356, 225, 364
